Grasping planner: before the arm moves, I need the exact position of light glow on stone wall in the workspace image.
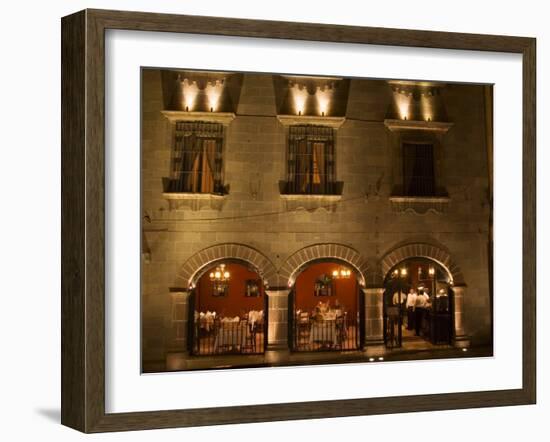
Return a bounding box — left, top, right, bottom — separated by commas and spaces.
291, 83, 308, 115
181, 79, 199, 111
179, 77, 225, 112
391, 84, 440, 121
316, 85, 334, 116
291, 82, 335, 116
205, 79, 224, 112
421, 93, 434, 121
394, 90, 411, 120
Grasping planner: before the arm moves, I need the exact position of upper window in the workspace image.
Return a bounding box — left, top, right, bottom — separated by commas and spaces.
168, 122, 225, 194
283, 125, 339, 195
402, 142, 435, 196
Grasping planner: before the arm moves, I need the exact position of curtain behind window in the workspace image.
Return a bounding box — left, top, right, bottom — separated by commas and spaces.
295, 138, 310, 193
402, 142, 435, 196
288, 126, 334, 194
312, 141, 326, 192
200, 139, 216, 193
170, 122, 223, 193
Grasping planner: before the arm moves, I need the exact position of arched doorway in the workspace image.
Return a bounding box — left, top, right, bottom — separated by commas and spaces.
189, 259, 267, 355
383, 258, 454, 349
289, 260, 364, 352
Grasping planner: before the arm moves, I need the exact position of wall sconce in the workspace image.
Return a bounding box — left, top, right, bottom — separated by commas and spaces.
332, 267, 352, 279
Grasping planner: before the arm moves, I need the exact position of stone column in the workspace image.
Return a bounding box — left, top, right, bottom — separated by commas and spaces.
265, 289, 291, 351
362, 287, 385, 346
452, 284, 470, 348
167, 289, 191, 353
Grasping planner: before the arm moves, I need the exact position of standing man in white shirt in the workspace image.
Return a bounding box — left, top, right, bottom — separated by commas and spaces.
414, 289, 430, 336
392, 290, 406, 307
406, 288, 417, 331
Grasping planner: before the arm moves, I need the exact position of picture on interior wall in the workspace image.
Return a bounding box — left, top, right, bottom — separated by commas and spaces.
141, 68, 494, 373
245, 279, 262, 297
314, 274, 334, 296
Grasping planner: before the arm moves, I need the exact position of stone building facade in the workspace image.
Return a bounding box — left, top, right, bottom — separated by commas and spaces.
141, 69, 493, 369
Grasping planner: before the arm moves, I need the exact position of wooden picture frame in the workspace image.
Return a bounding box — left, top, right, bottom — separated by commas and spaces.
61, 8, 536, 433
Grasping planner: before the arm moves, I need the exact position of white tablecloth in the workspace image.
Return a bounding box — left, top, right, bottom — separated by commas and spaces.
214, 322, 250, 350
309, 320, 338, 345
198, 311, 217, 332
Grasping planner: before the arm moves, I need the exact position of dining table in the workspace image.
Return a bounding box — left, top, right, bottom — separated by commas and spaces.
309, 318, 338, 345
213, 318, 250, 350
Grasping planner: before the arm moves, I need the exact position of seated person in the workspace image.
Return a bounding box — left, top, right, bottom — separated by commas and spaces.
334, 299, 345, 317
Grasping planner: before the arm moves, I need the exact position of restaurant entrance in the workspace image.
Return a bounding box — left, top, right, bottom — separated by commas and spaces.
289, 260, 364, 352
188, 260, 267, 355
383, 258, 454, 349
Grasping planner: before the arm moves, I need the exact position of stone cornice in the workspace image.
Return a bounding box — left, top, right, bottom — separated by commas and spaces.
384, 119, 453, 133
161, 110, 236, 125
163, 192, 226, 200
276, 114, 346, 129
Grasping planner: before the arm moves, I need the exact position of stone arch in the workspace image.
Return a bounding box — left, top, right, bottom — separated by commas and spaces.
280, 243, 369, 287
380, 242, 465, 285
177, 243, 278, 288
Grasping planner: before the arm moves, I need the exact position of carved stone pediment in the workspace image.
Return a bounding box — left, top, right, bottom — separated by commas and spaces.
163, 192, 226, 211
280, 194, 343, 212
389, 196, 450, 215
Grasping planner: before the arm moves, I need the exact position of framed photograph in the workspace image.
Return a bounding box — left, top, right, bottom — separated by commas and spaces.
211, 281, 229, 297
61, 8, 536, 433
245, 279, 262, 297
314, 275, 334, 297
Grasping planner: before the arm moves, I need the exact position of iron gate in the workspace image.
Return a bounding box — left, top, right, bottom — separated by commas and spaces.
289, 288, 362, 352
188, 290, 267, 356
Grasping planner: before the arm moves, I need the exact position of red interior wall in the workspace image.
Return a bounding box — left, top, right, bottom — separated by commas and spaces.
294, 262, 358, 317
196, 262, 263, 317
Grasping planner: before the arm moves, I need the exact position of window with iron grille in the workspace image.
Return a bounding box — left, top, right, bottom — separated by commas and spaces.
402, 142, 435, 196
168, 121, 225, 194
283, 125, 338, 195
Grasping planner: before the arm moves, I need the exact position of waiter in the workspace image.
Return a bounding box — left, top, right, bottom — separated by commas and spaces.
392, 290, 406, 307
414, 289, 430, 336
405, 288, 417, 330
